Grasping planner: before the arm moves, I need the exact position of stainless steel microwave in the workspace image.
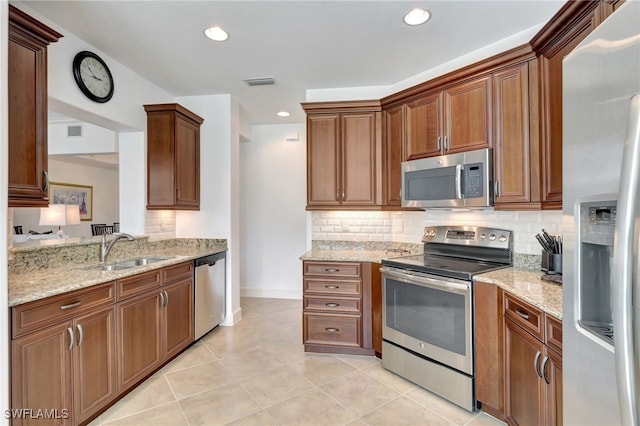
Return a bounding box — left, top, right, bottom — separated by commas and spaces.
401, 148, 493, 209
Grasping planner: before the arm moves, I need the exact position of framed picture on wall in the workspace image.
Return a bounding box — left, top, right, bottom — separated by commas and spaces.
49, 182, 93, 221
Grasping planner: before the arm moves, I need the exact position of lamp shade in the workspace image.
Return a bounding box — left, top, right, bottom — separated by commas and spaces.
39, 204, 81, 226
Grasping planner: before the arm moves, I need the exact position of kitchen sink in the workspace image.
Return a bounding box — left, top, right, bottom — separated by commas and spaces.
90, 256, 173, 272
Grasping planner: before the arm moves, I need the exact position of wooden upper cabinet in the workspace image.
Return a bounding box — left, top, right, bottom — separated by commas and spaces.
382, 105, 405, 206
531, 1, 601, 209
402, 75, 491, 161
144, 103, 204, 210
405, 92, 442, 160
303, 101, 381, 210
8, 5, 62, 207
307, 114, 340, 206
444, 76, 492, 154
493, 62, 534, 208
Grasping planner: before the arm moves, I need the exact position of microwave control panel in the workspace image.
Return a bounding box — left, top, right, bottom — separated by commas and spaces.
463, 163, 484, 198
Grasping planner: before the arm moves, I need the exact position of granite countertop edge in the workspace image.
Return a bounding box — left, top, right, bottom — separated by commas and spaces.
474, 268, 563, 320
9, 245, 227, 307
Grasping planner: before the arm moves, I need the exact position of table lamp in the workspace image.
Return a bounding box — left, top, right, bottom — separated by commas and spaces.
39, 204, 81, 237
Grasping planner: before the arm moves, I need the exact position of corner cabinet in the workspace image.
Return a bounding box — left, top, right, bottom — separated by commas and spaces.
144, 104, 204, 210
302, 101, 382, 210
8, 5, 62, 207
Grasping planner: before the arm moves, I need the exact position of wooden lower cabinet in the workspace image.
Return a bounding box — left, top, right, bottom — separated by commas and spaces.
302, 261, 374, 355
11, 305, 116, 426
503, 292, 562, 426
117, 262, 194, 393
10, 262, 196, 425
116, 290, 163, 393
162, 277, 195, 360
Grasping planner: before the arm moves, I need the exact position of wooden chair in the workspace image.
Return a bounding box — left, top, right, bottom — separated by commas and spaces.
113, 222, 120, 232
13, 225, 23, 235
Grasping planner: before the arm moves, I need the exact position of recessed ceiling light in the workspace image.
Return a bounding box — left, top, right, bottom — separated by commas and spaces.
277, 111, 290, 117
403, 8, 430, 26
204, 26, 229, 41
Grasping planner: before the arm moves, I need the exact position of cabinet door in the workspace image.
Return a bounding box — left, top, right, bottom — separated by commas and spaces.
174, 115, 200, 208
11, 322, 74, 426
544, 348, 563, 426
341, 112, 378, 206
382, 105, 404, 206
444, 76, 492, 154
72, 306, 117, 424
504, 318, 545, 426
162, 277, 195, 360
7, 7, 60, 207
405, 92, 442, 160
493, 63, 531, 205
116, 291, 162, 393
307, 114, 340, 206
538, 7, 598, 208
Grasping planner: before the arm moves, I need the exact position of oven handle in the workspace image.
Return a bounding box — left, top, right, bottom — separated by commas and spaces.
380, 267, 470, 293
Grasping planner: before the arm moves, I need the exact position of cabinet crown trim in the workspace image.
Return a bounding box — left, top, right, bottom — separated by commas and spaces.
143, 103, 205, 124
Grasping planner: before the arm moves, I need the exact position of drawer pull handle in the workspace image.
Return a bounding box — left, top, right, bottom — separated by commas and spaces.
515, 308, 530, 320
324, 268, 340, 273
60, 301, 82, 310
325, 285, 340, 289
541, 356, 550, 384
533, 351, 542, 378
325, 327, 340, 332
325, 303, 340, 307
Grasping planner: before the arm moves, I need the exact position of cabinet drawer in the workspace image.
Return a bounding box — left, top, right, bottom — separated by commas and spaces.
304, 278, 362, 296
303, 313, 361, 348
304, 296, 361, 314
303, 261, 361, 278
117, 270, 162, 301
163, 261, 194, 284
545, 314, 563, 354
503, 292, 543, 341
12, 281, 115, 338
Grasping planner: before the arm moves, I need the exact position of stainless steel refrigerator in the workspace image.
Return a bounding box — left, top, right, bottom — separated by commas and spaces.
563, 1, 640, 424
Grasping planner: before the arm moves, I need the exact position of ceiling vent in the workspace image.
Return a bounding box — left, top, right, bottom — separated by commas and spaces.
243, 77, 276, 87
67, 125, 83, 137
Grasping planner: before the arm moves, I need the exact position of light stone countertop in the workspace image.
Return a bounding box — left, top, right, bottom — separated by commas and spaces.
9, 243, 226, 307
300, 249, 411, 263
474, 268, 563, 320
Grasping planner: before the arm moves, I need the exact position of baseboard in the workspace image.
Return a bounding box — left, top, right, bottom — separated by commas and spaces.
221, 305, 242, 326
240, 287, 302, 300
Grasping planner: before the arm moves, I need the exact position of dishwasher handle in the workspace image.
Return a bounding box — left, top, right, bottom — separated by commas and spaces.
194, 252, 226, 268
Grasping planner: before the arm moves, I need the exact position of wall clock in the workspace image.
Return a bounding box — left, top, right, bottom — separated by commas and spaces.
72, 51, 114, 103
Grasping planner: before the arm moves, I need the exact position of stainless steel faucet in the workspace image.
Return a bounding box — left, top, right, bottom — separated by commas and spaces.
100, 232, 135, 262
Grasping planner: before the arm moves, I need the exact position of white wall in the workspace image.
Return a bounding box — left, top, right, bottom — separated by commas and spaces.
174, 94, 242, 325
239, 124, 307, 299
12, 158, 119, 237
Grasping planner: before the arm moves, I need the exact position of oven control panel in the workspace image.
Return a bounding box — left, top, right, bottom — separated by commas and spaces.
423, 226, 512, 249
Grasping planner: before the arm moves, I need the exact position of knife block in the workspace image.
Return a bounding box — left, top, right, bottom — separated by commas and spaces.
541, 251, 562, 275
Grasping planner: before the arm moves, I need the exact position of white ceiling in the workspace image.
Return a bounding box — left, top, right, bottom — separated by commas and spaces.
21, 0, 565, 126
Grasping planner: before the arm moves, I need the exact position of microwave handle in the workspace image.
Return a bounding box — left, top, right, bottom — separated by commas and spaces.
455, 164, 463, 199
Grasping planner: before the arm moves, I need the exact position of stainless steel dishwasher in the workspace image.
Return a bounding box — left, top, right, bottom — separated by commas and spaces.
194, 251, 226, 340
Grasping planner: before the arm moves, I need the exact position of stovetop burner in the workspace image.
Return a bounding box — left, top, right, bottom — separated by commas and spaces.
382, 226, 513, 281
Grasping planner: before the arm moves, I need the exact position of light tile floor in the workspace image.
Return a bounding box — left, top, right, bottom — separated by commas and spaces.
90, 298, 505, 426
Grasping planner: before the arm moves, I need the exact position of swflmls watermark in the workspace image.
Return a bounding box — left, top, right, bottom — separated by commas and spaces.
4, 408, 70, 420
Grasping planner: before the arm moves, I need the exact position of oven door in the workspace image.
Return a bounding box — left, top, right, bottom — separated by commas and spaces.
381, 266, 473, 375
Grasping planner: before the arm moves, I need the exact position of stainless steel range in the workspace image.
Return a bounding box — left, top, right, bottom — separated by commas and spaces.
381, 225, 512, 412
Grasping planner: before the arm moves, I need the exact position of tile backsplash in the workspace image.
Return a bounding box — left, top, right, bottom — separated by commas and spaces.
311, 209, 562, 255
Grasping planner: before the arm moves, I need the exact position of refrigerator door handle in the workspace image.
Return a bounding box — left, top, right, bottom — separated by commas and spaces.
612, 93, 640, 426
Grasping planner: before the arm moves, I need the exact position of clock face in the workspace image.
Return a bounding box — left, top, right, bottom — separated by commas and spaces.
72, 51, 114, 103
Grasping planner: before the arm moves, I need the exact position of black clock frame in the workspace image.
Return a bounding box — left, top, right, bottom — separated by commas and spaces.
72, 51, 114, 103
